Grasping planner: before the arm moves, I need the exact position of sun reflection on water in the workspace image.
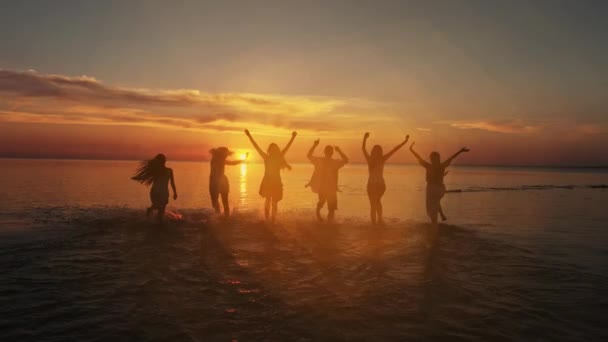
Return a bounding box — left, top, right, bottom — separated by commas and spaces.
239, 162, 248, 209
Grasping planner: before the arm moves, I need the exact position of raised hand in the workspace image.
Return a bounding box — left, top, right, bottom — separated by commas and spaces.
461, 147, 470, 153
313, 139, 320, 146
405, 135, 410, 143
334, 146, 341, 151
364, 132, 370, 139
292, 131, 297, 138
244, 129, 251, 137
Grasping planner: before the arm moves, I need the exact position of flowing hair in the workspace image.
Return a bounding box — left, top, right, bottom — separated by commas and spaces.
209, 147, 232, 161
267, 143, 291, 170
131, 153, 166, 185
369, 145, 384, 166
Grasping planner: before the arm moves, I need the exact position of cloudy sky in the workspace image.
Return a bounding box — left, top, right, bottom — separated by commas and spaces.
1, 0, 607, 165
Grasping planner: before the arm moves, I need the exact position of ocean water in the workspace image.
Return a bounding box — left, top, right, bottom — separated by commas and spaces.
1, 159, 607, 340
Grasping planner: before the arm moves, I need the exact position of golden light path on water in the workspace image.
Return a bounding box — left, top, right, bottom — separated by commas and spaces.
239, 156, 248, 209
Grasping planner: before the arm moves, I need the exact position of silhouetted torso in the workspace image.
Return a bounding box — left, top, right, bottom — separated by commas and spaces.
210, 158, 226, 180
425, 164, 445, 185
151, 167, 171, 195
263, 156, 283, 184
367, 159, 385, 184
313, 157, 346, 193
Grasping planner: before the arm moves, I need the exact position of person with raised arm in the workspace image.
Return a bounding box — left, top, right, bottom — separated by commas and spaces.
244, 129, 297, 223
208, 147, 245, 218
307, 139, 349, 222
409, 142, 469, 228
131, 153, 177, 223
362, 132, 409, 224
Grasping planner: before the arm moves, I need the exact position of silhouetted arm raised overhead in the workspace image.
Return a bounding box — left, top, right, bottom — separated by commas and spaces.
170, 168, 178, 200
442, 147, 470, 167
409, 142, 430, 167
244, 129, 268, 159
307, 139, 320, 162
335, 146, 349, 164
362, 132, 371, 162
383, 135, 409, 161
282, 131, 298, 155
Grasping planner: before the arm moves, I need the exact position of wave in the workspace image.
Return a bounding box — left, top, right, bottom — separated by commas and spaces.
446, 184, 608, 193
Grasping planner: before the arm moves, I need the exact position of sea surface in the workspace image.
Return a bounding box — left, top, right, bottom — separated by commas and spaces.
1, 159, 607, 341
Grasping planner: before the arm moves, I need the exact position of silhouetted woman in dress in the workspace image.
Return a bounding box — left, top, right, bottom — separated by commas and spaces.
209, 147, 245, 218
362, 132, 409, 224
409, 143, 469, 228
244, 129, 297, 223
131, 153, 177, 222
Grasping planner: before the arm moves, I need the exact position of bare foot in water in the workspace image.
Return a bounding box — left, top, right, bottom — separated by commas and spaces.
316, 209, 324, 222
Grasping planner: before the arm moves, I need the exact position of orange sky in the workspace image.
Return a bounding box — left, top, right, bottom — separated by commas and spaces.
1, 2, 608, 166
1, 68, 607, 166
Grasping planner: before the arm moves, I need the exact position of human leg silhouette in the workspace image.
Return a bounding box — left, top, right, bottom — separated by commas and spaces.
316, 194, 326, 222
376, 197, 384, 225
221, 192, 230, 217
157, 205, 166, 223
264, 197, 271, 221
271, 198, 279, 223
210, 191, 220, 214
368, 195, 377, 224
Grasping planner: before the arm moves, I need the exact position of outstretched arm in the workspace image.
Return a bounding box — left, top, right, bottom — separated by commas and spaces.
335, 146, 349, 164
170, 169, 178, 200
383, 135, 409, 161
282, 131, 297, 155
307, 139, 320, 162
362, 132, 370, 162
442, 147, 470, 167
225, 159, 244, 165
409, 142, 429, 167
244, 129, 267, 159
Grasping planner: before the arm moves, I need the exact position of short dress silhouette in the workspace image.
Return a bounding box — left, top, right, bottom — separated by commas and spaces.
259, 156, 283, 200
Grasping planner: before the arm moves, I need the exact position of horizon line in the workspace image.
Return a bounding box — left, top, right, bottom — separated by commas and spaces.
1, 156, 607, 169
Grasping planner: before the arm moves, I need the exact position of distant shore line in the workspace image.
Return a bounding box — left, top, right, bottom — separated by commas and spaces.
1, 156, 608, 170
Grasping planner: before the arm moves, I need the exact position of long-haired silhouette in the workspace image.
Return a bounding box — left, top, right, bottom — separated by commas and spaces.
409, 142, 469, 229
362, 132, 409, 224
244, 129, 297, 223
131, 153, 177, 222
209, 147, 244, 217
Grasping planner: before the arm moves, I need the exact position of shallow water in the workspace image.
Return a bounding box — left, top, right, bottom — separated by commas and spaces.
1, 159, 607, 340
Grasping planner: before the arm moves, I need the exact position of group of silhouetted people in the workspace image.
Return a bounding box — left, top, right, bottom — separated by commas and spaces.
131, 130, 469, 229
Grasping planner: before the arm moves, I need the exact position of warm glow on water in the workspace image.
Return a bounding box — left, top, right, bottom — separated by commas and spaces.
1, 159, 607, 340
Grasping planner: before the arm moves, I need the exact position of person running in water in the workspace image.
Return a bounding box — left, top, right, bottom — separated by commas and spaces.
209, 147, 245, 217
409, 142, 469, 227
307, 139, 348, 222
244, 129, 297, 223
131, 153, 177, 223
362, 132, 409, 224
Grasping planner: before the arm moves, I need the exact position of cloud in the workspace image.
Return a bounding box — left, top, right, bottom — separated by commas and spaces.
449, 119, 542, 133
0, 68, 389, 134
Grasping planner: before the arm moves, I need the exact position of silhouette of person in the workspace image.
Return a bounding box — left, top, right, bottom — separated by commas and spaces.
362, 132, 409, 224
409, 143, 469, 227
209, 147, 244, 217
244, 129, 297, 223
131, 153, 177, 222
307, 139, 348, 222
